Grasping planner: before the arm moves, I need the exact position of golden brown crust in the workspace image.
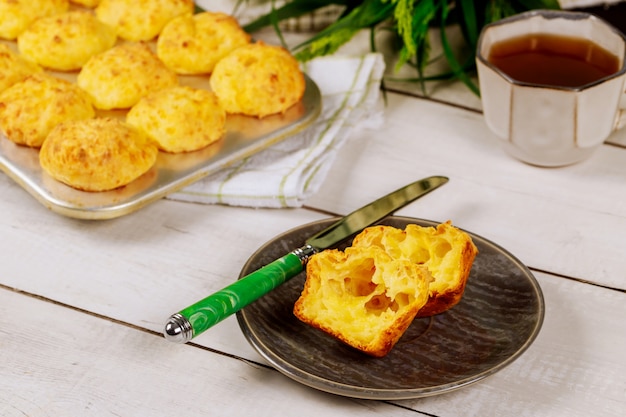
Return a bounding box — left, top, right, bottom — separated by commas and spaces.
39, 117, 158, 191
293, 246, 431, 357
126, 86, 226, 153
77, 42, 178, 110
95, 0, 194, 41
352, 221, 478, 317
157, 12, 251, 75
17, 10, 117, 71
0, 43, 42, 94
210, 42, 305, 118
70, 0, 101, 7
0, 73, 94, 147
417, 233, 477, 316
0, 0, 69, 40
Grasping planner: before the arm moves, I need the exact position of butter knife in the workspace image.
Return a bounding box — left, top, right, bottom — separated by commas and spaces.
164, 175, 448, 343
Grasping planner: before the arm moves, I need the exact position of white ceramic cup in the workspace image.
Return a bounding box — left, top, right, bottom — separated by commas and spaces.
476, 10, 626, 167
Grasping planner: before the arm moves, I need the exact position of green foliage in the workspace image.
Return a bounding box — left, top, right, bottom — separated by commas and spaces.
295, 27, 359, 60
234, 0, 561, 95
243, 0, 356, 33
291, 0, 396, 59
440, 0, 479, 95
394, 0, 417, 61
390, 0, 438, 93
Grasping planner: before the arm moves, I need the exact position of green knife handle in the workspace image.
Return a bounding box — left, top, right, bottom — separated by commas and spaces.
164, 245, 316, 343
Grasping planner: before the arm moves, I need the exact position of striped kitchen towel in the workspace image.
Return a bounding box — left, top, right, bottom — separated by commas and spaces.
167, 52, 385, 208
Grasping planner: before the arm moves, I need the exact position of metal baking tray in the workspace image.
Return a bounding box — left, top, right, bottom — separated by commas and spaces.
0, 66, 321, 220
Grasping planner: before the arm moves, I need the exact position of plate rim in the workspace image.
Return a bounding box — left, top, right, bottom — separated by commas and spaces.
236, 216, 545, 400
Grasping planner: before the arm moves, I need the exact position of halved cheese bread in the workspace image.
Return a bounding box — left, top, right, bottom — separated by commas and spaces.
352, 221, 478, 317
294, 246, 432, 357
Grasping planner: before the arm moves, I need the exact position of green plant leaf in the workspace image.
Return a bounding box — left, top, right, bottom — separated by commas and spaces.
457, 0, 478, 47
292, 0, 395, 60
396, 0, 437, 69
393, 0, 417, 60
243, 0, 354, 32
439, 1, 479, 95
515, 0, 561, 10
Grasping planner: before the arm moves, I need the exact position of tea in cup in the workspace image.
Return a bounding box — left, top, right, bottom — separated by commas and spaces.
476, 10, 626, 166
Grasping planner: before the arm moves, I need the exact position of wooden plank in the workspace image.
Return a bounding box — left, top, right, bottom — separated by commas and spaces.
1, 268, 623, 417
0, 289, 415, 417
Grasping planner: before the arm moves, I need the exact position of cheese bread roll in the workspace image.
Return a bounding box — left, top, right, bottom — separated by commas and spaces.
40, 117, 158, 192
127, 86, 226, 153
0, 74, 94, 147
0, 43, 42, 94
77, 42, 178, 110
157, 12, 250, 75
18, 11, 117, 71
210, 42, 305, 118
0, 0, 69, 40
70, 0, 101, 7
96, 0, 194, 41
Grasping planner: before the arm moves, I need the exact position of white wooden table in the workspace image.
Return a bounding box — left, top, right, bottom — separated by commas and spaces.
2, 5, 626, 417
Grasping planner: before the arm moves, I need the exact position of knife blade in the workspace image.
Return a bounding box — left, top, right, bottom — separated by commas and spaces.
163, 175, 448, 343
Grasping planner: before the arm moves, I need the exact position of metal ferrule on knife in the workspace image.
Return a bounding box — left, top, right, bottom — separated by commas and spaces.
291, 244, 318, 265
